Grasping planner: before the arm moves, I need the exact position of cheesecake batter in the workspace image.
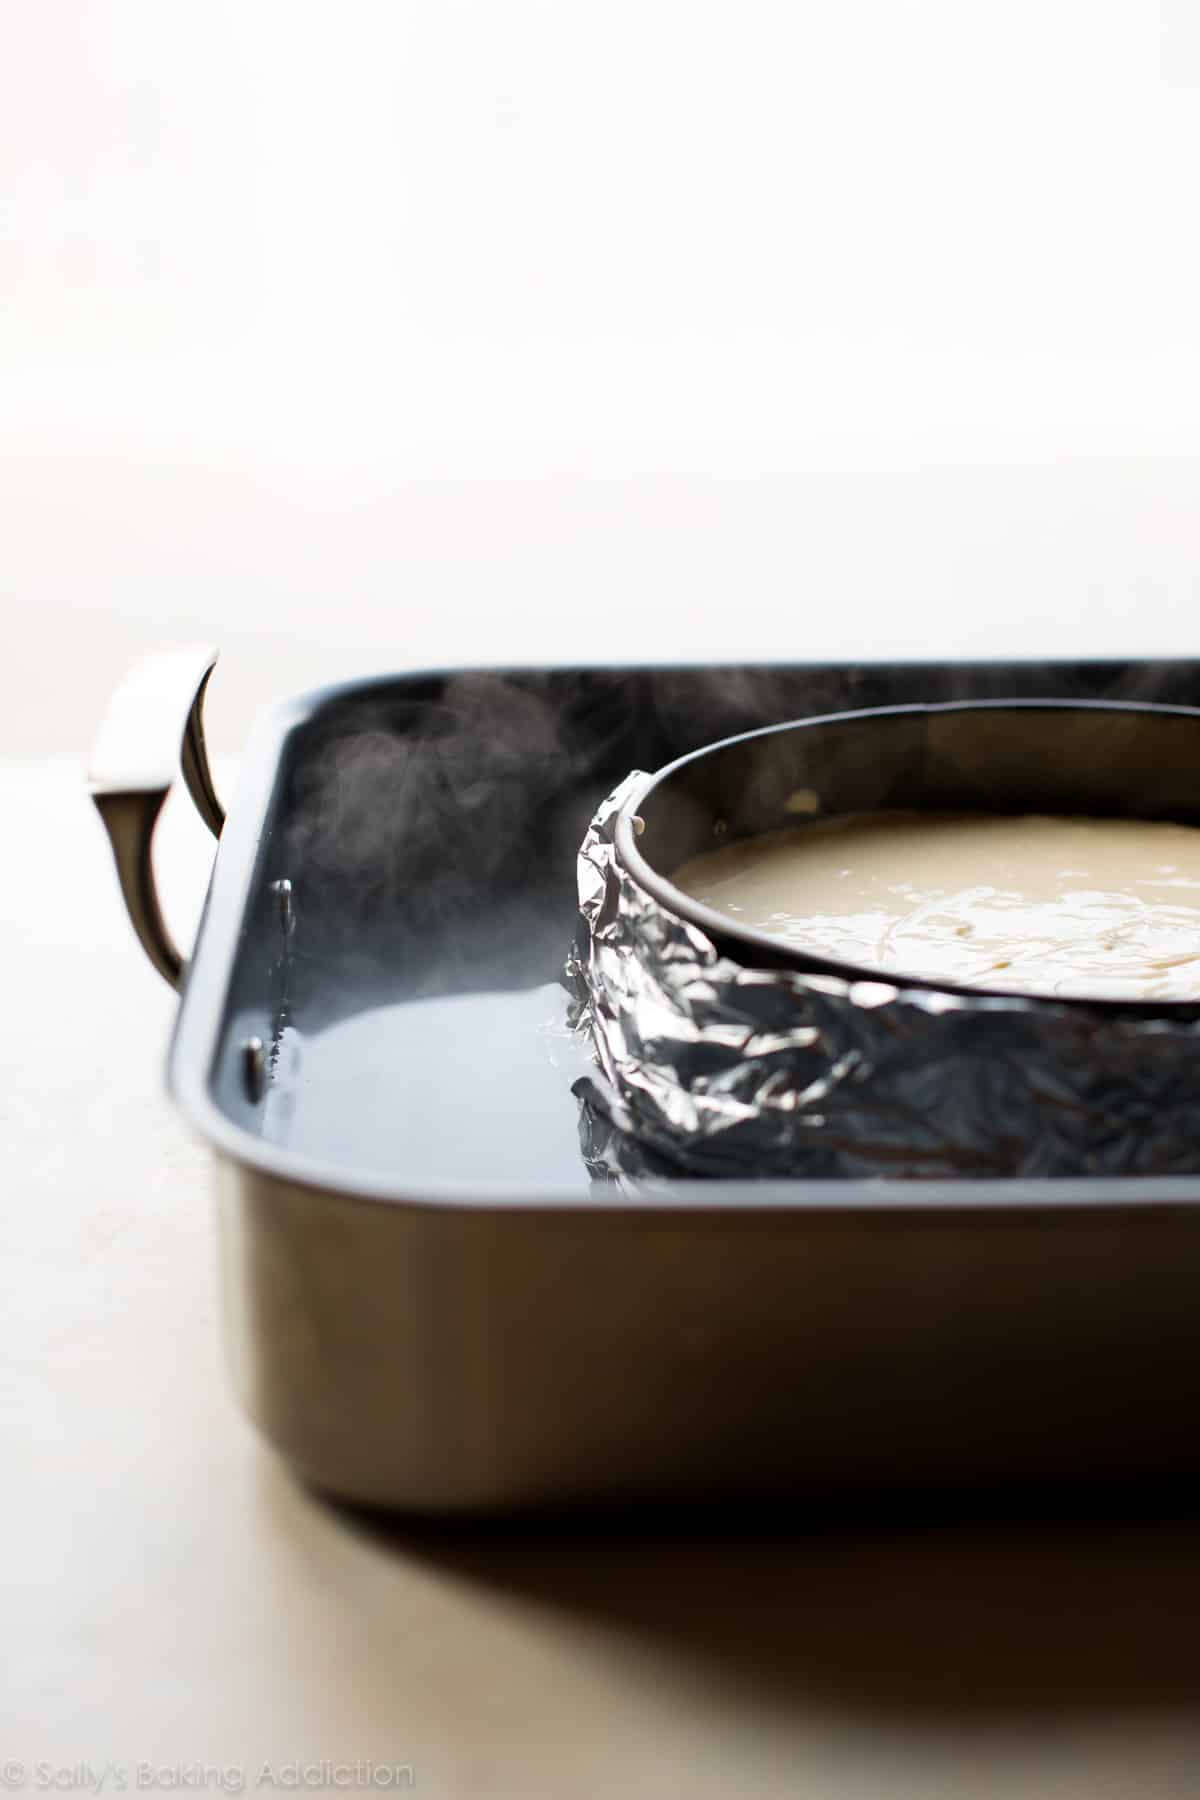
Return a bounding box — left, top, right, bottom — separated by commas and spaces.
672, 812, 1200, 1001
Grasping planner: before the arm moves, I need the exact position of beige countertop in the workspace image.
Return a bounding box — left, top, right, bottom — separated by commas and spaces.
6, 749, 1200, 1799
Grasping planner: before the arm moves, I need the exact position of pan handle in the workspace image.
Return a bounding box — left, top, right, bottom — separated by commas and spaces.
89, 645, 225, 990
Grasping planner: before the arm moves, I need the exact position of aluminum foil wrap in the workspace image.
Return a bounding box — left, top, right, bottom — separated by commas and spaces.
566, 775, 1200, 1180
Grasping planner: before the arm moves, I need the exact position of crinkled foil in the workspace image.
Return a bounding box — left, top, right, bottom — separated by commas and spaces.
565, 775, 1200, 1180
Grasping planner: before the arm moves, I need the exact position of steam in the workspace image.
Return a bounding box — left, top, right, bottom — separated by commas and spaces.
281, 658, 1200, 1002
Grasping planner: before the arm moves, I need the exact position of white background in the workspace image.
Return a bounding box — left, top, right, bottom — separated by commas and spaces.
5, 0, 1200, 749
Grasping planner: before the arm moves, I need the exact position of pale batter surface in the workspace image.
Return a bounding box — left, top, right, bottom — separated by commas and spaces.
673, 812, 1200, 1000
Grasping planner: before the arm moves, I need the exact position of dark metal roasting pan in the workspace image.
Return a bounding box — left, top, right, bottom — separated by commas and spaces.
91, 648, 1200, 1511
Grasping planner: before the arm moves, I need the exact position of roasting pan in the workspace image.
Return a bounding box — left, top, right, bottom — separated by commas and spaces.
91, 649, 1200, 1511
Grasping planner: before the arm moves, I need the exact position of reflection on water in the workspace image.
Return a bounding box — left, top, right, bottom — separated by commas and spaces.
259, 981, 598, 1189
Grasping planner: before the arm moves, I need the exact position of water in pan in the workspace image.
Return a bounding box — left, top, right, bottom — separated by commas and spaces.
257, 980, 599, 1189
217, 662, 1200, 1189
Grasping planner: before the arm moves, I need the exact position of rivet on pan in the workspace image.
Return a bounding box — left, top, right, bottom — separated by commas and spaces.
632, 815, 646, 837
242, 1036, 267, 1103
270, 878, 295, 935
